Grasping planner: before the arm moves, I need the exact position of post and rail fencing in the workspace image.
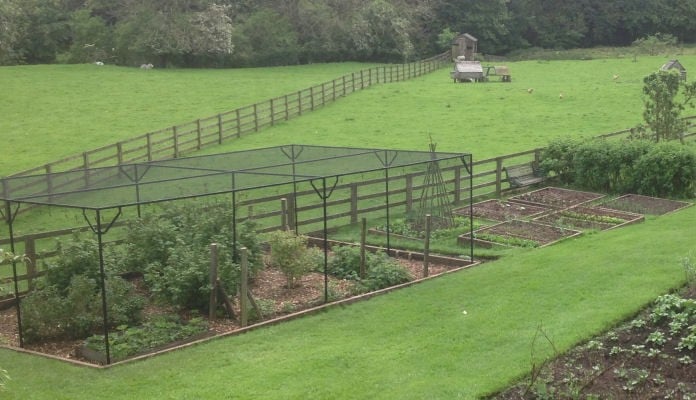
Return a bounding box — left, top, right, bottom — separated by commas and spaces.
8, 53, 451, 179
0, 147, 541, 298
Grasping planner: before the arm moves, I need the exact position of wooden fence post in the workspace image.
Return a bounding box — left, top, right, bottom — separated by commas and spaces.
405, 174, 414, 214
196, 119, 202, 150
280, 198, 288, 230
284, 95, 289, 120
146, 133, 153, 161
423, 214, 431, 278
253, 104, 259, 132
360, 218, 367, 279
496, 158, 504, 196
310, 87, 315, 110
454, 166, 461, 203
117, 142, 124, 164
172, 126, 179, 158
240, 247, 249, 327
24, 236, 37, 290
83, 152, 90, 186
321, 83, 326, 106
209, 243, 218, 320
270, 98, 275, 126
286, 194, 296, 230
350, 183, 359, 224
298, 90, 303, 116
234, 110, 241, 139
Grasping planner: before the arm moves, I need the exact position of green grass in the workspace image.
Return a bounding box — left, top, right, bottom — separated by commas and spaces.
208, 55, 689, 159
2, 50, 696, 399
0, 62, 379, 175
3, 54, 694, 176
1, 204, 693, 399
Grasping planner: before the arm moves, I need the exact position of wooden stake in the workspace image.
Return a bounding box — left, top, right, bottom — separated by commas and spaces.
209, 243, 219, 320
360, 217, 367, 279
240, 247, 249, 327
423, 215, 431, 278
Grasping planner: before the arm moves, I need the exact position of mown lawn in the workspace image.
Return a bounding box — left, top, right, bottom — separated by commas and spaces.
3, 54, 695, 176
0, 62, 378, 175
2, 51, 696, 399
1, 206, 693, 399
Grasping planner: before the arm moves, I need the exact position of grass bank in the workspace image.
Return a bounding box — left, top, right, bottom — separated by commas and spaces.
1, 205, 693, 399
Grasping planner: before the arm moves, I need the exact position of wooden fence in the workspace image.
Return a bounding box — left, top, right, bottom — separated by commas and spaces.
0, 147, 541, 294
4, 116, 696, 294
9, 53, 451, 179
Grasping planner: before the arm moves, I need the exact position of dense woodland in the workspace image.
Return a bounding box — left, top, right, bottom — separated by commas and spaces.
1, 0, 696, 67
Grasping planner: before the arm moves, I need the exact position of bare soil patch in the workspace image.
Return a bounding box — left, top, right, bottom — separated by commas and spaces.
601, 194, 693, 215
460, 199, 550, 222
510, 187, 605, 209
0, 257, 456, 364
471, 220, 581, 248
535, 206, 644, 231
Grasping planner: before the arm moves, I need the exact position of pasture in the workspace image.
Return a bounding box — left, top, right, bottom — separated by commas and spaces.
1, 50, 696, 399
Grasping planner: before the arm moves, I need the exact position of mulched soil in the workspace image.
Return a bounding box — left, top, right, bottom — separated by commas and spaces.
509, 187, 605, 209
0, 257, 456, 364
601, 194, 693, 215
476, 220, 581, 246
461, 199, 550, 222
534, 206, 644, 231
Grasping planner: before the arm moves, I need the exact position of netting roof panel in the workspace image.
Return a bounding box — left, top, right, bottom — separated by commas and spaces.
1, 145, 470, 210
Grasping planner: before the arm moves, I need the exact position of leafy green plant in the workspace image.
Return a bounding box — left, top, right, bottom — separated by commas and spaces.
44, 236, 102, 294
21, 275, 144, 343
476, 233, 539, 248
84, 315, 208, 361
144, 239, 237, 311
361, 254, 412, 292
267, 230, 315, 288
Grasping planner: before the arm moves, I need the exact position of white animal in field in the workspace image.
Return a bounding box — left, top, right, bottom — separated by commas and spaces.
95, 61, 104, 66
612, 74, 620, 80
527, 88, 534, 94
559, 92, 564, 99
140, 63, 154, 70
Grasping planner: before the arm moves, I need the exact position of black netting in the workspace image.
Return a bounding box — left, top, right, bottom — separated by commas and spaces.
1, 145, 470, 210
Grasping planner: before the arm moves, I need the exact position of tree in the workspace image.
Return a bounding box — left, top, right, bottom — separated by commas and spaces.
0, 0, 28, 64
641, 70, 696, 143
350, 0, 415, 61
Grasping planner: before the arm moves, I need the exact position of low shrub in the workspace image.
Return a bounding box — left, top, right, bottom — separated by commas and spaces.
21, 275, 144, 343
144, 239, 238, 311
267, 230, 317, 288
84, 315, 208, 361
328, 246, 412, 291
362, 254, 412, 291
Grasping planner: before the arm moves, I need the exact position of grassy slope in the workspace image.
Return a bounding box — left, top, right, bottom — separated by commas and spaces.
0, 62, 377, 175
2, 55, 691, 176
2, 54, 696, 398
2, 207, 693, 399
208, 56, 681, 159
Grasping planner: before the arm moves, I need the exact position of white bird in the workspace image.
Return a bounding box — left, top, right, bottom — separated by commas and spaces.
612, 74, 620, 80
527, 88, 534, 94
559, 92, 564, 99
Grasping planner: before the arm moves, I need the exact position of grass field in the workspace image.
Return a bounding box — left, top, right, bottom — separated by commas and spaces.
3, 54, 695, 176
0, 62, 379, 175
1, 50, 696, 399
1, 206, 693, 399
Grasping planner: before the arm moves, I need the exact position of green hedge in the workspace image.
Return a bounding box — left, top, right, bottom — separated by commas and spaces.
541, 138, 696, 197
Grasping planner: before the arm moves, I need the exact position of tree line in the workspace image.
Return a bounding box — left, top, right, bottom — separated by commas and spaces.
2, 0, 696, 67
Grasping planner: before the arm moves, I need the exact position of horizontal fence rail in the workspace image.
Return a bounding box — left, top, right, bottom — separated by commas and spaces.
0, 148, 541, 297
8, 53, 451, 180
